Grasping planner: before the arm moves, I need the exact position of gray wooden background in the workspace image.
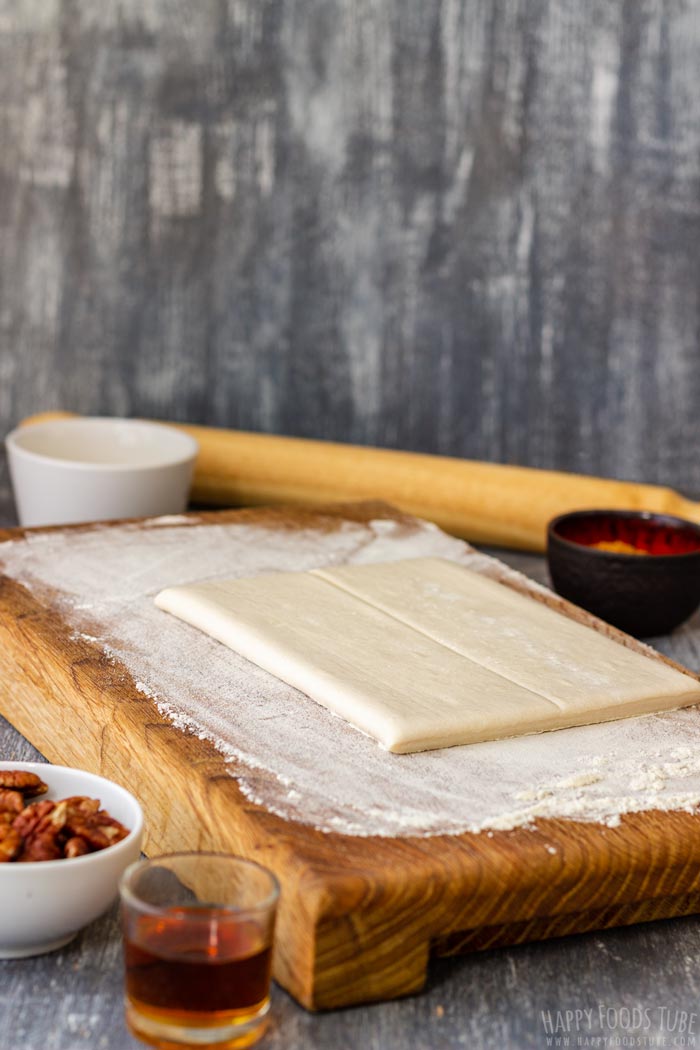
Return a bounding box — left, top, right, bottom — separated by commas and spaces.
1, 0, 700, 506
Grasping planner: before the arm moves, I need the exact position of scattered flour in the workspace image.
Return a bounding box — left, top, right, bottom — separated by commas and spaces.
140, 515, 201, 527
2, 514, 700, 837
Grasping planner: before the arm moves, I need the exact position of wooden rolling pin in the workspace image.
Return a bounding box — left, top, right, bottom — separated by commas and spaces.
19, 411, 700, 551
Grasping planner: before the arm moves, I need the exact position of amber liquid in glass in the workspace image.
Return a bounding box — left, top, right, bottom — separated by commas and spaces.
124, 906, 272, 1030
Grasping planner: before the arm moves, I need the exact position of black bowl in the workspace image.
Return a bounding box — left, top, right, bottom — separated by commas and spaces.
547, 510, 700, 637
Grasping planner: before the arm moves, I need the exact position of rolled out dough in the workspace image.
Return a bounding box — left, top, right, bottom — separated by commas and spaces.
155, 558, 700, 753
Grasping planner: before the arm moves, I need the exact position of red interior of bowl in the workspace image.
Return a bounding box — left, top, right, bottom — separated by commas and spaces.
555, 515, 700, 556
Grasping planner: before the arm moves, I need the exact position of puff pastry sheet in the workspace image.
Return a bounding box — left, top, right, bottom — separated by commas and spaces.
155, 558, 700, 753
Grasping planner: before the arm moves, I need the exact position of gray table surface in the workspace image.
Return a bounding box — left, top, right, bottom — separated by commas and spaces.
2, 495, 700, 1050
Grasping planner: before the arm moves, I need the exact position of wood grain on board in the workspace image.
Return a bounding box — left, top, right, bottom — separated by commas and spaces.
1, 503, 700, 1010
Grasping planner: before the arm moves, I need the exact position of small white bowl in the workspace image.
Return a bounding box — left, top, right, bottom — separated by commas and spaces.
0, 761, 143, 958
5, 417, 198, 527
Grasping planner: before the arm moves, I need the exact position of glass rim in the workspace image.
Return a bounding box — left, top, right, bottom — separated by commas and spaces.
119, 851, 280, 917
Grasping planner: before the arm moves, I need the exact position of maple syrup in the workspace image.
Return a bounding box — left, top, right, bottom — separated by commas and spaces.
124, 907, 273, 1047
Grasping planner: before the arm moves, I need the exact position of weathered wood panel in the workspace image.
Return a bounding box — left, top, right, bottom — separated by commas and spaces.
1, 0, 700, 507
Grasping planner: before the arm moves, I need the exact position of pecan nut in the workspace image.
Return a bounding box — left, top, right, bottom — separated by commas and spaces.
14, 802, 62, 862
0, 771, 48, 797
13, 800, 55, 838
65, 810, 129, 850
64, 836, 90, 859
0, 770, 130, 862
0, 789, 24, 815
0, 823, 22, 862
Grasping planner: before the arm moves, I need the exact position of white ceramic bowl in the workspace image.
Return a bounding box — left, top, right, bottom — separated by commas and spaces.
5, 417, 198, 527
0, 761, 143, 958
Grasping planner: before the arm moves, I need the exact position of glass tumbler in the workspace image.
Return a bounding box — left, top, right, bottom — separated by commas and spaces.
120, 853, 279, 1049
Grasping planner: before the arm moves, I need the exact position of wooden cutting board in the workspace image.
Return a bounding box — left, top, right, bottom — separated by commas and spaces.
2, 502, 700, 1011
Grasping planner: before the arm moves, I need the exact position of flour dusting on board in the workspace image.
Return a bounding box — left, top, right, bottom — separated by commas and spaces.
2, 513, 700, 837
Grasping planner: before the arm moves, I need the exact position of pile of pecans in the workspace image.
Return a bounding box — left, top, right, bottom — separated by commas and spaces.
0, 770, 130, 862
